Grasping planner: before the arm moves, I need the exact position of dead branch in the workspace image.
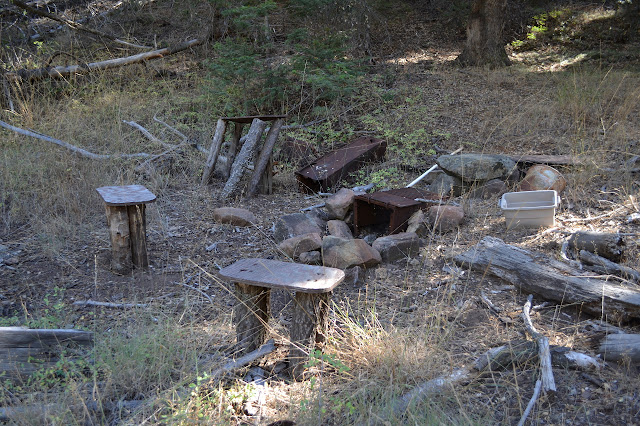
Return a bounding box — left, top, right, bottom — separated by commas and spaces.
9, 0, 152, 50
522, 294, 557, 395
73, 300, 148, 309
517, 379, 542, 426
0, 119, 150, 160
392, 368, 471, 415
7, 38, 203, 82
480, 290, 502, 313
153, 116, 189, 143
123, 120, 178, 149
579, 250, 640, 283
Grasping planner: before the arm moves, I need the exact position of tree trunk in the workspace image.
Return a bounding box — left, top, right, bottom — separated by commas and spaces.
456, 0, 510, 68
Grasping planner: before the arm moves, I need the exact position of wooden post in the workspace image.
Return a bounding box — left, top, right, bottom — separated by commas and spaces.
202, 118, 227, 185
247, 118, 283, 197
127, 204, 148, 268
289, 292, 330, 379
221, 118, 267, 200
233, 283, 270, 353
106, 205, 132, 274
223, 122, 244, 180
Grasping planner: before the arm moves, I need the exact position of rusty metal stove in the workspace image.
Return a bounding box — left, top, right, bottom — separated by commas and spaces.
353, 188, 445, 235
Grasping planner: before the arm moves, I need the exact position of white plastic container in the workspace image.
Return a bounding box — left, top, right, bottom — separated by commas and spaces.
499, 190, 560, 229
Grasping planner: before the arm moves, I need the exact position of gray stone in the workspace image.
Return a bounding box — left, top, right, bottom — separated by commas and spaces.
406, 210, 428, 237
436, 154, 517, 182
372, 232, 421, 263
325, 188, 356, 220
212, 207, 257, 227
428, 173, 463, 196
467, 179, 508, 199
343, 266, 365, 286
278, 233, 322, 259
427, 205, 465, 233
322, 236, 381, 269
298, 250, 322, 265
305, 207, 329, 230
273, 213, 323, 242
327, 220, 354, 239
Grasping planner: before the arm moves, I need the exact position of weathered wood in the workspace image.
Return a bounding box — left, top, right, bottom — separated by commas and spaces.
289, 292, 330, 379
508, 154, 582, 166
218, 258, 344, 293
202, 118, 227, 185
568, 231, 625, 262
579, 250, 640, 283
221, 118, 267, 200
127, 204, 148, 268
233, 283, 270, 353
453, 236, 640, 321
0, 327, 93, 378
597, 333, 640, 363
223, 122, 244, 180
247, 118, 283, 197
259, 155, 274, 195
522, 295, 556, 395
106, 205, 132, 274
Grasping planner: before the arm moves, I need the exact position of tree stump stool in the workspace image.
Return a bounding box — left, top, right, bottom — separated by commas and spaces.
217, 258, 344, 378
96, 185, 156, 274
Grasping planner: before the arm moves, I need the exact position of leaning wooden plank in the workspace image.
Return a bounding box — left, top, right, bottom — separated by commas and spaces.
201, 119, 227, 185
220, 118, 267, 200
453, 236, 640, 321
246, 118, 283, 197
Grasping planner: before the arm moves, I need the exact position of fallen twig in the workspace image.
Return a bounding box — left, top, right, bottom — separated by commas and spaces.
522, 294, 557, 395
175, 281, 214, 304
0, 119, 151, 160
517, 379, 542, 426
123, 120, 178, 149
480, 290, 502, 313
73, 300, 148, 309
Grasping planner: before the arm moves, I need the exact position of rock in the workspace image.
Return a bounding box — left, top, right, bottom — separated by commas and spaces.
372, 232, 421, 263
343, 266, 365, 286
436, 154, 517, 182
305, 207, 329, 230
627, 213, 640, 224
278, 233, 322, 259
428, 173, 463, 196
327, 220, 353, 239
325, 188, 356, 220
406, 210, 428, 237
212, 207, 257, 227
427, 205, 465, 233
519, 165, 566, 193
322, 236, 381, 269
298, 250, 322, 265
467, 179, 508, 199
273, 213, 323, 242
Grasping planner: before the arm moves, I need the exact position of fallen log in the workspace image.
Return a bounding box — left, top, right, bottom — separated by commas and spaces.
578, 250, 640, 283
567, 231, 625, 262
453, 236, 640, 321
0, 327, 93, 378
7, 38, 203, 82
596, 333, 640, 363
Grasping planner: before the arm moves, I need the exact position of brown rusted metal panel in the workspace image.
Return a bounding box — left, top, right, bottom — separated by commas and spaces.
354, 188, 445, 235
295, 137, 387, 193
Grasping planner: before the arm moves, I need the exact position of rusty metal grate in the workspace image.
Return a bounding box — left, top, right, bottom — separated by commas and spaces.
354, 188, 445, 235
295, 137, 386, 193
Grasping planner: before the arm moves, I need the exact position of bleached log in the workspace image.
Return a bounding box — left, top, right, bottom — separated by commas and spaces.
7, 38, 203, 82
0, 119, 150, 160
201, 119, 227, 185
221, 118, 267, 200
247, 118, 283, 197
596, 333, 640, 363
453, 237, 640, 321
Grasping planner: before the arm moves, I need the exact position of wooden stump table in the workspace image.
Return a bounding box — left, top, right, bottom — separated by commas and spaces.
218, 258, 345, 378
96, 185, 156, 274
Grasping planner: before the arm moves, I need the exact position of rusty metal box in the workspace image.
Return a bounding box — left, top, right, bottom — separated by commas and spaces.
295, 137, 386, 193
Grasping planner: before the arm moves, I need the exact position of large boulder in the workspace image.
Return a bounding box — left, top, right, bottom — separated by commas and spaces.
325, 188, 356, 220
436, 154, 517, 182
273, 213, 323, 242
278, 233, 322, 259
428, 173, 464, 196
213, 207, 257, 227
427, 205, 465, 233
322, 236, 381, 269
372, 232, 421, 263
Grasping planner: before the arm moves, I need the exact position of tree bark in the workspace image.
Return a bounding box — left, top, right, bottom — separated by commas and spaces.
456, 0, 510, 68
289, 292, 330, 379
247, 118, 283, 197
221, 118, 267, 200
233, 283, 270, 354
106, 205, 132, 274
201, 118, 227, 185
